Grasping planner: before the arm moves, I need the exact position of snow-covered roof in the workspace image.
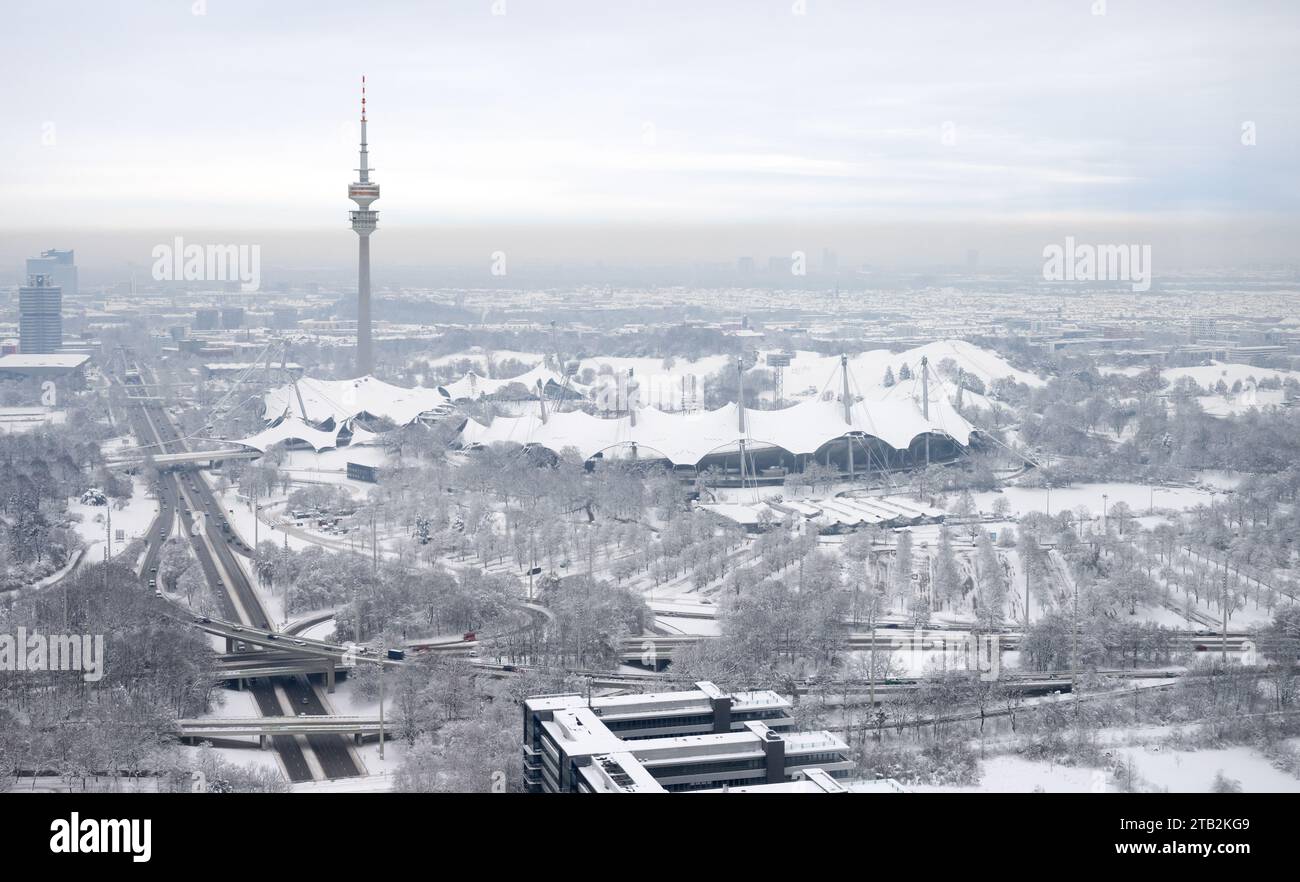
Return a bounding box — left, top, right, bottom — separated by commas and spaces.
234, 415, 343, 453
262, 376, 450, 426
439, 364, 570, 401
459, 392, 974, 466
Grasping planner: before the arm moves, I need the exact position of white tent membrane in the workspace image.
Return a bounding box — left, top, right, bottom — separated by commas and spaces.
263, 376, 450, 426
236, 415, 344, 453
231, 414, 387, 454
458, 392, 974, 466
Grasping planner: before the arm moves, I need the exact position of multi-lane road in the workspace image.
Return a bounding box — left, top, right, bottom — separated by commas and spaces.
116, 355, 365, 783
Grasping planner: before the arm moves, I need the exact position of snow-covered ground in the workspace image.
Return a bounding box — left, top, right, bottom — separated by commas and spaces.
0, 406, 66, 434
912, 738, 1300, 793
66, 474, 159, 567
1111, 744, 1300, 793
912, 755, 1110, 793
971, 481, 1220, 520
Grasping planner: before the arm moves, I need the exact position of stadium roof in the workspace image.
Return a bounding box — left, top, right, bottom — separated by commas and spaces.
458, 391, 974, 466
262, 375, 450, 426
235, 415, 343, 453
439, 364, 572, 401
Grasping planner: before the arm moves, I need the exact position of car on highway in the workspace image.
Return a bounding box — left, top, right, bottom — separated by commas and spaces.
266, 633, 279, 641
148, 578, 156, 588
292, 639, 306, 646
231, 625, 243, 632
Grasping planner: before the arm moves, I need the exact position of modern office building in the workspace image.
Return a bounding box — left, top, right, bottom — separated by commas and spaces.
221, 306, 245, 329
194, 308, 220, 331
523, 682, 853, 793
19, 274, 63, 354
25, 249, 77, 299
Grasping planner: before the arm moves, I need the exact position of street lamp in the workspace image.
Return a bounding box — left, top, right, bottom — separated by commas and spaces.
1102, 493, 1109, 534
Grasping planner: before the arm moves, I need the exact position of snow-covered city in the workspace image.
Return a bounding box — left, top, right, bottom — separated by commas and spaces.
1, 0, 1295, 866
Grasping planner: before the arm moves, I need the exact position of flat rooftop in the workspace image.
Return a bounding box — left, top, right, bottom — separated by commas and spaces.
0, 353, 90, 369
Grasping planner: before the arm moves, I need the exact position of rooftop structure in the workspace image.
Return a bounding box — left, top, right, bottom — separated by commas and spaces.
0, 352, 88, 378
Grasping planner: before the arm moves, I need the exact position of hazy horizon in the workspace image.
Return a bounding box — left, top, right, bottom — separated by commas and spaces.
3, 0, 1299, 278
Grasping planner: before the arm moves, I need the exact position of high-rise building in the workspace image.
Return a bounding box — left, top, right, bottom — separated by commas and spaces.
194, 308, 220, 331
25, 249, 77, 299
19, 274, 63, 354
348, 76, 380, 376
221, 306, 245, 329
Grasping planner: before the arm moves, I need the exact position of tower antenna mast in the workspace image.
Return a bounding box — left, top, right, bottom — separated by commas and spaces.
349, 75, 380, 376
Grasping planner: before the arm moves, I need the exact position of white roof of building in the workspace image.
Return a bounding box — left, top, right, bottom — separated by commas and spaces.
439, 364, 570, 401
0, 353, 89, 369
234, 415, 343, 453
460, 391, 973, 466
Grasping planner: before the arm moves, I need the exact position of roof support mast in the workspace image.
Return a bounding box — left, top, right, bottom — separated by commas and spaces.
736, 357, 748, 488
921, 356, 930, 470
841, 354, 854, 479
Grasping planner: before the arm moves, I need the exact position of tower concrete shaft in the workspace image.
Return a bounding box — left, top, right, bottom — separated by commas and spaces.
349, 76, 380, 376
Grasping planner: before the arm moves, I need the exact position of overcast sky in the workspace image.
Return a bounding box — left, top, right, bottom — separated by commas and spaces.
2, 0, 1297, 270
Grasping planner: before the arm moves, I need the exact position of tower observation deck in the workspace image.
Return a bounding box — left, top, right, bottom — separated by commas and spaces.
349, 76, 379, 375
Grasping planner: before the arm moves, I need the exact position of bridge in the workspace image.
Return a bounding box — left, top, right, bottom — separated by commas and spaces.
617, 629, 1255, 665
105, 448, 262, 468
208, 652, 351, 692
176, 715, 388, 749
164, 605, 406, 670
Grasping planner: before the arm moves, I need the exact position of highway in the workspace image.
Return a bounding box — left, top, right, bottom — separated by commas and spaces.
116, 354, 366, 782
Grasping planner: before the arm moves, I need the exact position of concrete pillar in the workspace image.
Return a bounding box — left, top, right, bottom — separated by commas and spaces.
259, 734, 267, 750
325, 664, 336, 694
710, 695, 732, 734
762, 730, 785, 784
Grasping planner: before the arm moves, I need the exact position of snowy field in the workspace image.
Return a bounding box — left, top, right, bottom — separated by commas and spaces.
971, 481, 1221, 520
66, 474, 159, 567
911, 743, 1300, 793
0, 406, 66, 434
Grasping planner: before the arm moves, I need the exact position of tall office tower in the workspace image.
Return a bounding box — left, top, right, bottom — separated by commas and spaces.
348, 76, 380, 376
25, 249, 77, 298
19, 274, 63, 353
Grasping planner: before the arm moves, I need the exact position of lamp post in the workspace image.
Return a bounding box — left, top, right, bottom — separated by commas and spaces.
1102, 493, 1109, 534
378, 642, 386, 762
